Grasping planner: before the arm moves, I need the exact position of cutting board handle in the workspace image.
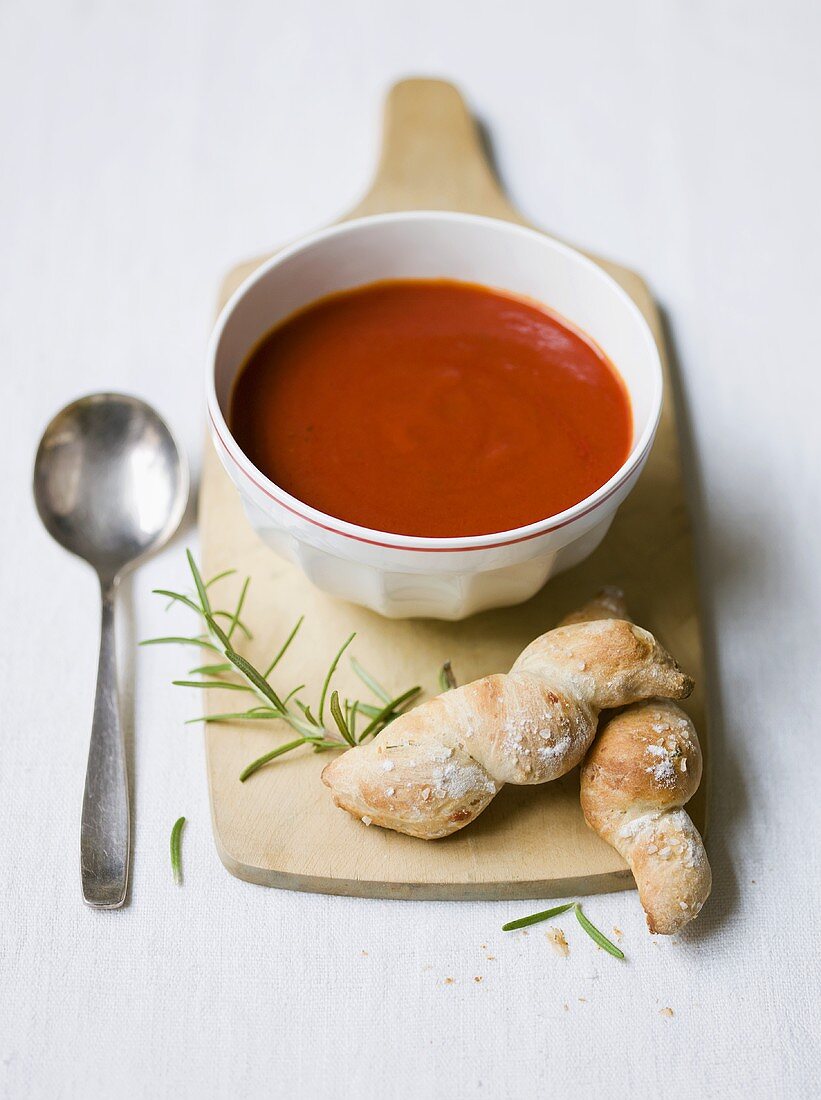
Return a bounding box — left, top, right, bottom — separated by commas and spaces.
350, 78, 521, 221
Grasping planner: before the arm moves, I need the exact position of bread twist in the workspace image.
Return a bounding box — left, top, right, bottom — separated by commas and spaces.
322, 590, 694, 839
580, 700, 711, 933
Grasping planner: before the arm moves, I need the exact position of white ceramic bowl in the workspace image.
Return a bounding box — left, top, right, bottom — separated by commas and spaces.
208, 212, 662, 620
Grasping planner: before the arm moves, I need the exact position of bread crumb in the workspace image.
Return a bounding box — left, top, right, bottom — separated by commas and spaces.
360, 950, 368, 956
612, 927, 623, 941
486, 955, 496, 961
660, 1007, 674, 1018
578, 997, 587, 1003
361, 816, 372, 826
545, 926, 570, 957
563, 1003, 569, 1012
444, 977, 455, 985
474, 976, 483, 983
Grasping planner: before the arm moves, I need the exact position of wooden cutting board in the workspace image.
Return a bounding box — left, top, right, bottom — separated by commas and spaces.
199, 78, 707, 900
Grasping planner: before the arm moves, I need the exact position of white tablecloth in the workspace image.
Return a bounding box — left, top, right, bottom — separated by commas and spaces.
3, 2, 819, 1096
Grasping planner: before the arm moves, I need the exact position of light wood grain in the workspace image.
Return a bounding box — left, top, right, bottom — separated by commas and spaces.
200, 77, 707, 899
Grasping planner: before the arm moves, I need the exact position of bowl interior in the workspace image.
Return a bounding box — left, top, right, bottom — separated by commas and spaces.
211, 212, 662, 522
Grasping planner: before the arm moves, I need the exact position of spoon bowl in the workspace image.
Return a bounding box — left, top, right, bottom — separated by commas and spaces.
34, 393, 188, 583
34, 393, 188, 909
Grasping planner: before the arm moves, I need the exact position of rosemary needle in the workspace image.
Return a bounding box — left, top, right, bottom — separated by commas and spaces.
350, 658, 391, 704
502, 902, 575, 931
318, 633, 356, 725
170, 816, 186, 885
227, 576, 250, 642
263, 615, 304, 678
574, 903, 625, 959
439, 661, 457, 692
330, 690, 355, 745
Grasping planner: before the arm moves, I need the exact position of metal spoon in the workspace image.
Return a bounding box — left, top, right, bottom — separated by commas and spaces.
33, 393, 189, 909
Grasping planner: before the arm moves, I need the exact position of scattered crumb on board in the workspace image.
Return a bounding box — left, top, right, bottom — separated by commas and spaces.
545, 926, 570, 957
660, 1007, 675, 1019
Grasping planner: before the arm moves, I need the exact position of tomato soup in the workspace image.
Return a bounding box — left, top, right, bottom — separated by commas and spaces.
230, 280, 632, 538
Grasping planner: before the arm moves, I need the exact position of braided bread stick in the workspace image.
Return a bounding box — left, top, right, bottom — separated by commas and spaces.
321, 590, 694, 839
580, 701, 711, 933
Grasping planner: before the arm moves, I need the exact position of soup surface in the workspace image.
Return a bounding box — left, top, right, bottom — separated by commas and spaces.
230, 279, 632, 538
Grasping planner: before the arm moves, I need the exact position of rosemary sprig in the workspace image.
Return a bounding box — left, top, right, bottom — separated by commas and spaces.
170, 816, 186, 885
502, 901, 625, 959
143, 552, 422, 781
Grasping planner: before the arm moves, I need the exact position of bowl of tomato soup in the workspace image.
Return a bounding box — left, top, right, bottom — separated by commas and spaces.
208, 212, 662, 619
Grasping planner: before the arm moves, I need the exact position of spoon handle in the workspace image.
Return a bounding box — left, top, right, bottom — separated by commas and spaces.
80, 580, 130, 908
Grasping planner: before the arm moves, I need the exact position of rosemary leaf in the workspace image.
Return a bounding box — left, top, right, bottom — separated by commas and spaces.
184, 709, 283, 725
202, 610, 230, 648
172, 680, 252, 691
282, 684, 306, 705
355, 702, 384, 720
330, 690, 355, 746
240, 738, 308, 781
211, 610, 252, 639
153, 589, 202, 613
263, 615, 305, 678
140, 636, 220, 651
296, 700, 317, 725
502, 902, 575, 932
205, 569, 236, 588
574, 904, 625, 959
350, 658, 391, 704
439, 660, 457, 692
215, 632, 287, 713
227, 576, 250, 642
188, 663, 233, 676
187, 549, 212, 615
318, 633, 356, 725
170, 816, 186, 885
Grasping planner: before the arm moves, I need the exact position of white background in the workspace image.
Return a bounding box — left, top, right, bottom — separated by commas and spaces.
2, 2, 819, 1097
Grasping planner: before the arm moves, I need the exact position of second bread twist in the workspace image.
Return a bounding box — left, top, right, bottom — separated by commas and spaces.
580, 700, 711, 933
